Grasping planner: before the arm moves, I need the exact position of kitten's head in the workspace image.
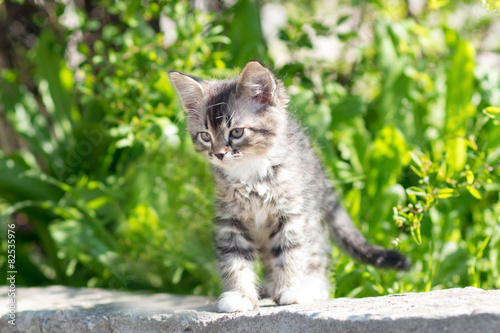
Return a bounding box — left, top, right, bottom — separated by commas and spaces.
169, 61, 288, 171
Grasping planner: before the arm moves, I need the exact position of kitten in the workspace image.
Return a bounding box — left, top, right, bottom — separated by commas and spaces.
169, 61, 410, 313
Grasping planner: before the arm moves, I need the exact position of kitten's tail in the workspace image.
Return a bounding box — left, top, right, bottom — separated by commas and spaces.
326, 199, 411, 270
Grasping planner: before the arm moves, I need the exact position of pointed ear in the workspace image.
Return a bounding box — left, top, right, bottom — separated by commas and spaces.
169, 71, 206, 113
236, 61, 277, 105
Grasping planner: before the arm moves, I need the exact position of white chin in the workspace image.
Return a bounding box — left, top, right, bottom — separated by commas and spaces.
211, 156, 238, 167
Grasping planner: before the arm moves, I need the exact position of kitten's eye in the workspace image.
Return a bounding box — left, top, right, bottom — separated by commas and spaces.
199, 132, 212, 142
230, 128, 245, 139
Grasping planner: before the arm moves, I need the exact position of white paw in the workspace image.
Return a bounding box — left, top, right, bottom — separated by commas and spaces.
217, 291, 257, 313
277, 276, 330, 305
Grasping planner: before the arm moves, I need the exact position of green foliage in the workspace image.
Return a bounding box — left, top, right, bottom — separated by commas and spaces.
0, 0, 224, 294
0, 0, 499, 298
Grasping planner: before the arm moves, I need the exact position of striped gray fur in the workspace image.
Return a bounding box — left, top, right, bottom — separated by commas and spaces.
169, 61, 410, 313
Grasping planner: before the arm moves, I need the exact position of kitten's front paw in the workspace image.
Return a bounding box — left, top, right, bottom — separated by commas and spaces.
217, 291, 258, 313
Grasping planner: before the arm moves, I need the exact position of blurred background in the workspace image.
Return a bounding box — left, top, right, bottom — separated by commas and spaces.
0, 0, 499, 298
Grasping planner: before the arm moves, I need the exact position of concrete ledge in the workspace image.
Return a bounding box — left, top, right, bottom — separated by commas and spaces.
1, 286, 499, 333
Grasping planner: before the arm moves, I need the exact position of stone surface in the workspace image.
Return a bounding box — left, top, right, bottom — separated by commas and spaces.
1, 286, 500, 333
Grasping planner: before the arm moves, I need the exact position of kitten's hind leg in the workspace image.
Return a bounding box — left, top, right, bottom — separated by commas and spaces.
270, 215, 330, 305
277, 275, 330, 305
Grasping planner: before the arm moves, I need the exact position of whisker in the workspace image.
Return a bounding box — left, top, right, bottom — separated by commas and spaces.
173, 113, 188, 126
227, 109, 236, 126
185, 108, 201, 115
206, 102, 229, 109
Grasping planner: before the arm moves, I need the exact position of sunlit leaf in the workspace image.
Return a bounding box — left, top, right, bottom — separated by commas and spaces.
436, 188, 457, 199
410, 153, 425, 178
465, 170, 475, 184
172, 267, 184, 285
410, 225, 422, 245
483, 106, 500, 119
466, 185, 482, 199
406, 186, 428, 197
34, 31, 78, 142
482, 0, 500, 11
365, 125, 410, 198
445, 36, 476, 173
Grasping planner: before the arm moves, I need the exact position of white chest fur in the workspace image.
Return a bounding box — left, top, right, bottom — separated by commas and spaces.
226, 155, 273, 184
223, 157, 275, 235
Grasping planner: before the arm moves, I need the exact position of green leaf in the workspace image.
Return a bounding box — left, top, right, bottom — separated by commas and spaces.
436, 188, 457, 199
0, 157, 63, 203
331, 95, 366, 126
465, 170, 474, 184
466, 185, 482, 199
172, 266, 184, 285
338, 32, 358, 41
50, 219, 124, 283
228, 0, 266, 67
411, 225, 422, 245
0, 80, 60, 165
374, 21, 411, 129
406, 186, 428, 197
65, 258, 78, 277
409, 153, 425, 178
336, 14, 352, 26
365, 125, 410, 198
476, 233, 492, 260
483, 106, 500, 119
33, 31, 77, 143
482, 0, 500, 11
445, 35, 476, 173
